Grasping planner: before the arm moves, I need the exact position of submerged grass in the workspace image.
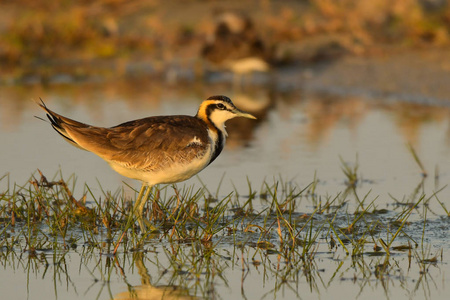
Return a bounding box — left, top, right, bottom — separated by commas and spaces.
0, 161, 448, 299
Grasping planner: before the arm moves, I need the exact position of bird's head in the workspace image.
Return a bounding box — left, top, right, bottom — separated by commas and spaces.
196, 95, 256, 135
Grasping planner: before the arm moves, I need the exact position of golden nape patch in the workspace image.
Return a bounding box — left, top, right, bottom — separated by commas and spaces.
195, 100, 219, 121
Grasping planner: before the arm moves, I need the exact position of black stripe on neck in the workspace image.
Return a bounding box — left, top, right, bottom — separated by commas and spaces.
206, 112, 225, 165
209, 129, 224, 165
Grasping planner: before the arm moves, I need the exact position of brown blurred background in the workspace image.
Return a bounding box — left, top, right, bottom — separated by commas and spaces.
1, 0, 450, 83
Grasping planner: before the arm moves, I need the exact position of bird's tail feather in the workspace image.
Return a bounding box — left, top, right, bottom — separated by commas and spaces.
36, 98, 88, 150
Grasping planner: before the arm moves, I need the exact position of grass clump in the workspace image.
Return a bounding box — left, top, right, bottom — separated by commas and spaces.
0, 161, 448, 299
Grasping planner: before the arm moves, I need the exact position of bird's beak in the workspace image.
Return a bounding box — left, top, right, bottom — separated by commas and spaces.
234, 109, 257, 120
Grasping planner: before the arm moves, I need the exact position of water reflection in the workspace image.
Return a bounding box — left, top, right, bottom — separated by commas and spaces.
389, 102, 450, 146
113, 253, 195, 300
225, 91, 274, 148
0, 235, 445, 300
303, 95, 368, 148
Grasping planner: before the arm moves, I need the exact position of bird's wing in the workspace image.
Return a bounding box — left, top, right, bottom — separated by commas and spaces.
65, 116, 211, 171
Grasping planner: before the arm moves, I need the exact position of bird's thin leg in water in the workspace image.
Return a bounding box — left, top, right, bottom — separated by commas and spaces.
137, 186, 153, 216
134, 184, 147, 210
132, 184, 147, 230
135, 185, 153, 231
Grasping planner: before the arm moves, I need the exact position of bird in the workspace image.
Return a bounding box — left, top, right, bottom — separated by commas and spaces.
37, 95, 256, 231
202, 12, 271, 85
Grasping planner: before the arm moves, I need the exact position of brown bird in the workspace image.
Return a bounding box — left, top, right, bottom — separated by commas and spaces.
202, 12, 270, 81
37, 95, 256, 230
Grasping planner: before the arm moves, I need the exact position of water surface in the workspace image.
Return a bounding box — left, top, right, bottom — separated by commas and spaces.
1, 76, 450, 300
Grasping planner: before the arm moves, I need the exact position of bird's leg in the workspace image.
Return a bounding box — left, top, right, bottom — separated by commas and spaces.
137, 186, 152, 218
132, 184, 146, 231
133, 184, 146, 213
134, 184, 147, 209
135, 185, 153, 232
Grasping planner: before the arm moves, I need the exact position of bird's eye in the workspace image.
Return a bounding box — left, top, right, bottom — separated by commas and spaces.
217, 103, 226, 110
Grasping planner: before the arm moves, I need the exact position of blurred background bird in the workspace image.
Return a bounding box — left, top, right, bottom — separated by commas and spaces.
202, 11, 272, 86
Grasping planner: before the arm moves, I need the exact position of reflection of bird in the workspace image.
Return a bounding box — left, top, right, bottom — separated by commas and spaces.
225, 92, 272, 148
114, 284, 194, 300
114, 252, 195, 300
37, 95, 256, 230
202, 12, 270, 84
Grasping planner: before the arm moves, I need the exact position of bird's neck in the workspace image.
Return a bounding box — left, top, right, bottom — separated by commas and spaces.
196, 113, 226, 165
207, 124, 225, 165
195, 108, 229, 137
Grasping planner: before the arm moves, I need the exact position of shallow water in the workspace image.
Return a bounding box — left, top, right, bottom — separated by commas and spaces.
1, 75, 450, 299
2, 80, 450, 209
